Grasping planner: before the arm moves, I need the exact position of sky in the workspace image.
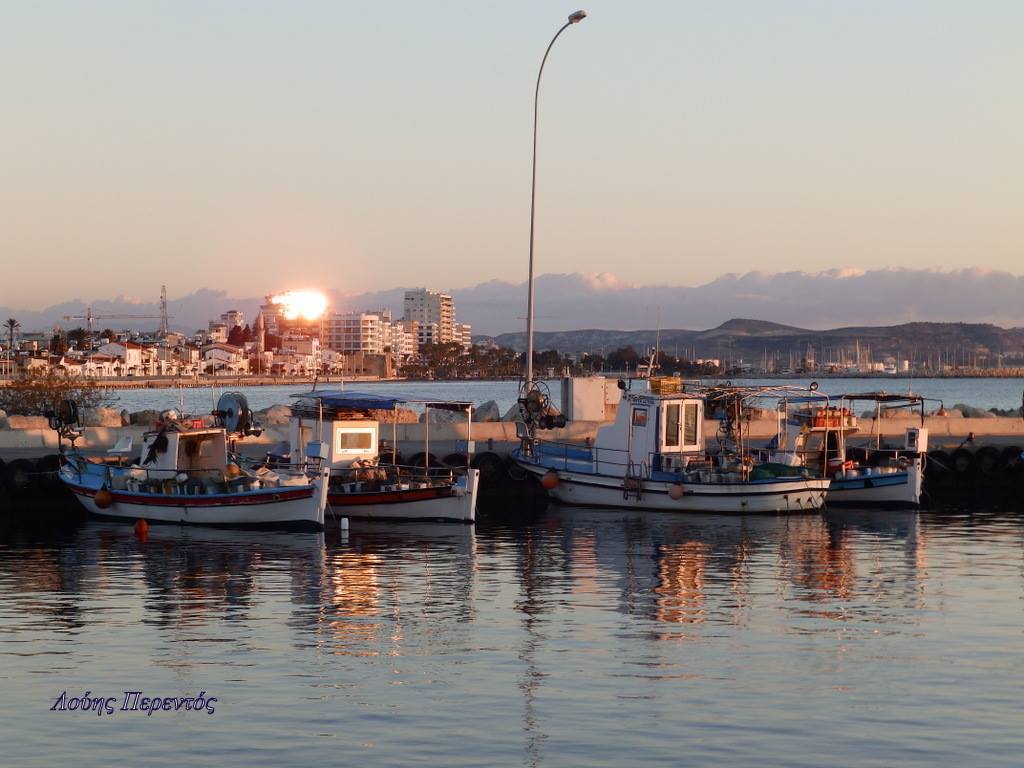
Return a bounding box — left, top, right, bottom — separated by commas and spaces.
1, 1, 1021, 310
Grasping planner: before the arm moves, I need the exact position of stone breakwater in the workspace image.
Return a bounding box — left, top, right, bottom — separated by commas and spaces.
2, 402, 1023, 459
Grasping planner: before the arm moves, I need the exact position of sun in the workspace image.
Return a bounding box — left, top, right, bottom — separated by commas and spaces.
271, 290, 328, 321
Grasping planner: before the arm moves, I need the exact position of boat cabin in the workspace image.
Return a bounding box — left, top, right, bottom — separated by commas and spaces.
288, 389, 475, 474
289, 392, 387, 469
592, 387, 705, 475
139, 427, 229, 479
289, 415, 378, 470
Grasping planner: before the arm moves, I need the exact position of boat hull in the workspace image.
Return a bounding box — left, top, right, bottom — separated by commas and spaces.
326, 469, 478, 523
61, 466, 330, 530
825, 466, 922, 508
517, 461, 828, 514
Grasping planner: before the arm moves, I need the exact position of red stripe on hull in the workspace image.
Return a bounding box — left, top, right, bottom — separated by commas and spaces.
328, 487, 453, 506
68, 483, 314, 507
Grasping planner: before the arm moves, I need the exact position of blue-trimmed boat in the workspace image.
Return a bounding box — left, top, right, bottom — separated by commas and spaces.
59, 403, 330, 530
513, 379, 830, 513
780, 392, 930, 508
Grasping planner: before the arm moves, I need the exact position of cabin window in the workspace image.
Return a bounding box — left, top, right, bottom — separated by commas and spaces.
665, 404, 680, 447
683, 403, 699, 446
632, 407, 648, 427
335, 428, 375, 453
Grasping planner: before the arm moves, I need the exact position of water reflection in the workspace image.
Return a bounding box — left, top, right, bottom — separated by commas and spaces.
1, 509, 1015, 642
2, 507, 1024, 766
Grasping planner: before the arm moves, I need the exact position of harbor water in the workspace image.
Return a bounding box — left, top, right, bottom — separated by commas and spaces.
2, 505, 1023, 766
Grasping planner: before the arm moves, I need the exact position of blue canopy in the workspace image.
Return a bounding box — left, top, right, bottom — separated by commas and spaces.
780, 395, 831, 404
291, 390, 471, 412
292, 391, 404, 411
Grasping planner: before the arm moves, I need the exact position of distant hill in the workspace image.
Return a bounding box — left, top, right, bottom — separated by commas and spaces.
477, 319, 1024, 365
702, 318, 809, 337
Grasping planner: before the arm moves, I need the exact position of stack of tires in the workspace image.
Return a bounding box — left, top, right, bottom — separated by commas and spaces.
1, 455, 83, 520
924, 444, 1024, 503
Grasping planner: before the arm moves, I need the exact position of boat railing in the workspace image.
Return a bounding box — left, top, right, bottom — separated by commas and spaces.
236, 454, 456, 492
532, 438, 822, 483
64, 455, 319, 496
328, 462, 456, 491
533, 438, 699, 479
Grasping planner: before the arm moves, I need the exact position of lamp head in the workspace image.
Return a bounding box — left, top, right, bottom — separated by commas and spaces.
568, 10, 587, 24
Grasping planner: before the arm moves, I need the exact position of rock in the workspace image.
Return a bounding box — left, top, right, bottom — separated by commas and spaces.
474, 400, 501, 422
502, 404, 524, 422
82, 406, 123, 427
419, 406, 471, 424
953, 403, 995, 419
6, 415, 50, 430
371, 407, 419, 424
256, 404, 292, 426
129, 409, 161, 426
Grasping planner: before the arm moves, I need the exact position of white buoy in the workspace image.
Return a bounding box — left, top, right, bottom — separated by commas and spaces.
341, 517, 349, 531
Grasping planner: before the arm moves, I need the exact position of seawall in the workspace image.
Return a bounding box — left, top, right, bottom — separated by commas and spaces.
3, 416, 1022, 463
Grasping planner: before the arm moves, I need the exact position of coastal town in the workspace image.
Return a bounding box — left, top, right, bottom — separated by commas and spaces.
1, 287, 486, 382
4, 285, 1024, 385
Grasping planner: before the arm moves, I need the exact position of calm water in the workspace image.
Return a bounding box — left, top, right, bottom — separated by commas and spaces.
2, 506, 1023, 766
106, 376, 1024, 417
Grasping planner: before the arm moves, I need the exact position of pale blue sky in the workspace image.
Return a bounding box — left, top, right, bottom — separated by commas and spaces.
2, 1, 1021, 308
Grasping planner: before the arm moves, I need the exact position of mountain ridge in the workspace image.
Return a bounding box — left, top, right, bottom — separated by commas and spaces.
478, 319, 1024, 364
3, 268, 1023, 338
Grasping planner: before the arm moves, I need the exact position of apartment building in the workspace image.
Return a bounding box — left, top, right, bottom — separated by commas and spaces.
402, 289, 455, 345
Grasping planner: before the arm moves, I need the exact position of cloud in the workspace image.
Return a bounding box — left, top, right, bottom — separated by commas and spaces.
3, 267, 1023, 337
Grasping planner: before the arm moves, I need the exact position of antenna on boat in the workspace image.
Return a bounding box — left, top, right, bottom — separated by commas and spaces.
643, 309, 661, 379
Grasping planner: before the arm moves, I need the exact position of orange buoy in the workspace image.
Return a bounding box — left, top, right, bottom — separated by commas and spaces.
134, 519, 149, 538
668, 483, 685, 500
541, 470, 560, 490
94, 488, 114, 509
225, 462, 242, 478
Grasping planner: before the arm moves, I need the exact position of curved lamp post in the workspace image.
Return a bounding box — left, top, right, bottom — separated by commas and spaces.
524, 9, 587, 391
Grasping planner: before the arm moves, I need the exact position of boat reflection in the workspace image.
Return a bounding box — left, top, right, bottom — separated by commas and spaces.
534, 507, 933, 630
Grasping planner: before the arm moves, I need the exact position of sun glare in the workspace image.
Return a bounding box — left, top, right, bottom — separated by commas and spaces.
271, 290, 328, 321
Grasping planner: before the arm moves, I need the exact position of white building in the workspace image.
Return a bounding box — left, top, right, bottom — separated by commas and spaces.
322, 311, 387, 355
201, 343, 246, 374
402, 289, 455, 345
220, 310, 245, 329
455, 323, 473, 353
206, 323, 229, 344
97, 341, 144, 374
384, 322, 417, 359
258, 297, 282, 336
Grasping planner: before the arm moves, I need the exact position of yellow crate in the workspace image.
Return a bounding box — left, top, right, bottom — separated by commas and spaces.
649, 376, 681, 395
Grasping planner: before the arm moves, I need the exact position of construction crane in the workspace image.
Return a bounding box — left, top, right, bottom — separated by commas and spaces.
62, 308, 165, 334
63, 285, 173, 336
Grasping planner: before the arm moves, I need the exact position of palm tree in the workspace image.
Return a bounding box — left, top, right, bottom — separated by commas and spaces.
4, 318, 19, 362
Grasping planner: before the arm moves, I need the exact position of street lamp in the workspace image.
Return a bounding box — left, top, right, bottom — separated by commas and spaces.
524, 10, 587, 392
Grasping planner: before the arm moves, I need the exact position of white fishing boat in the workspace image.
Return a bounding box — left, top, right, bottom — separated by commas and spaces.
276, 389, 478, 523
513, 379, 830, 513
778, 392, 930, 508
57, 395, 331, 530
